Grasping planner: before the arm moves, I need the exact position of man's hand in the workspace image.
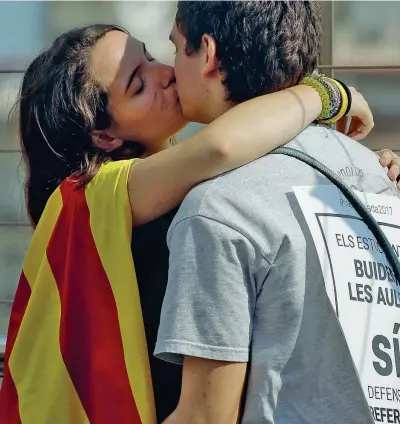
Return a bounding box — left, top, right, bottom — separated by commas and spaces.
377, 149, 400, 189
336, 87, 374, 141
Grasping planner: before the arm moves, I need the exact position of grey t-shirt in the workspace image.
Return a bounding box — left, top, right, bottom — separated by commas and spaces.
155, 126, 399, 423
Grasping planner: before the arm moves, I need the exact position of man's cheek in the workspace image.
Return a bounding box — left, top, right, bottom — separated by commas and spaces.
174, 62, 184, 83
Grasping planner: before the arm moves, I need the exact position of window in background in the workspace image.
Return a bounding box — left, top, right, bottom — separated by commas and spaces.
0, 2, 46, 70
46, 1, 177, 65
335, 70, 400, 151
333, 1, 400, 67
0, 72, 31, 335
0, 73, 21, 151
327, 1, 400, 153
0, 2, 50, 334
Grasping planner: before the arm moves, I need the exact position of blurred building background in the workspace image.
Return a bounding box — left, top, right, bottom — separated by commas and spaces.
0, 1, 399, 342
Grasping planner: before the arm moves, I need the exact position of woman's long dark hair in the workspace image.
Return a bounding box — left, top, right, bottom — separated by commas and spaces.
19, 24, 145, 227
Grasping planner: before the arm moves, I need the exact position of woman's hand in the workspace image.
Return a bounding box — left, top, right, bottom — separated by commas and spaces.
377, 149, 400, 189
336, 87, 374, 141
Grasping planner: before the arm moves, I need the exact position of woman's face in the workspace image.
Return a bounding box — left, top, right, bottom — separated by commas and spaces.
90, 30, 187, 154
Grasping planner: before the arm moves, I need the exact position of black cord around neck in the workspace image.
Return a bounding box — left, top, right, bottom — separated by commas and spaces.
272, 146, 400, 282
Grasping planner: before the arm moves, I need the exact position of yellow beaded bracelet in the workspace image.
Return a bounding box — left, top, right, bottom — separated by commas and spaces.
299, 76, 332, 121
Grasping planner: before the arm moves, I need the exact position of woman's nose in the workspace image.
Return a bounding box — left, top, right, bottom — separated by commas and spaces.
147, 61, 175, 89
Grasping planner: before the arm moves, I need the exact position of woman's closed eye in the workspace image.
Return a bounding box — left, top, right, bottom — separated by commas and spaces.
135, 77, 145, 95
132, 52, 154, 95
146, 51, 155, 62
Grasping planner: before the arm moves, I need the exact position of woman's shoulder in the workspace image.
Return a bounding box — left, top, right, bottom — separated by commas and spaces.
86, 158, 139, 187
99, 158, 138, 174
40, 158, 139, 217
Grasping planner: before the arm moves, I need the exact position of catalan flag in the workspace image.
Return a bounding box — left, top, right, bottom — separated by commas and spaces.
0, 159, 156, 424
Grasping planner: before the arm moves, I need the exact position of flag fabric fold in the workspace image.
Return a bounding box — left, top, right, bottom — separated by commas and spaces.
0, 159, 156, 424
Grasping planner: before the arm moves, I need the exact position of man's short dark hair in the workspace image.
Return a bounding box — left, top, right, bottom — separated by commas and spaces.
176, 1, 322, 103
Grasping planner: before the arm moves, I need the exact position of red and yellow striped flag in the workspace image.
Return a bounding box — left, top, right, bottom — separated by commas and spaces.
0, 159, 156, 424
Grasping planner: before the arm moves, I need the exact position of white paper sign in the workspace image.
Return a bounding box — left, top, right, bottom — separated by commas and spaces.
294, 185, 400, 423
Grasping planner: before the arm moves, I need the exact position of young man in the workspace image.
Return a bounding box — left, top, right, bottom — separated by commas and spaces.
155, 2, 400, 423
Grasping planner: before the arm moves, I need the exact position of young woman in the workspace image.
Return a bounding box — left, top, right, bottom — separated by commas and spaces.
1, 24, 397, 424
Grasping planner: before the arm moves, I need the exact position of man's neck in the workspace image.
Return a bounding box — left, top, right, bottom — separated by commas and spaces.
206, 100, 233, 123
202, 84, 235, 123
143, 139, 172, 157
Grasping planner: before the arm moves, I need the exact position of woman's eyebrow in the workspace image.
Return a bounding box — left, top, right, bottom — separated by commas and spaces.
125, 43, 146, 94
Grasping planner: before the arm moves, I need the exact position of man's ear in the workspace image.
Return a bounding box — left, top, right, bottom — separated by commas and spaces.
201, 33, 221, 78
91, 129, 123, 152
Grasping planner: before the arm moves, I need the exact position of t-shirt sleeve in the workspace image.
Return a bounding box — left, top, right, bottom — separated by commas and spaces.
154, 215, 261, 364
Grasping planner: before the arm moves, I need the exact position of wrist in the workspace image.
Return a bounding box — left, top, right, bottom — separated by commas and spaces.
300, 76, 331, 121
